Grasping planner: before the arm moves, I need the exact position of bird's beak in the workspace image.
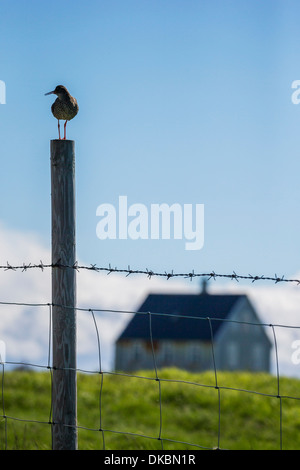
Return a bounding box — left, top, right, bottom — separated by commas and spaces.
45, 90, 55, 96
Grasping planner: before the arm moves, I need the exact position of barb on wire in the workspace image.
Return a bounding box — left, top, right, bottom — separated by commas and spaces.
5, 262, 16, 271
0, 261, 299, 285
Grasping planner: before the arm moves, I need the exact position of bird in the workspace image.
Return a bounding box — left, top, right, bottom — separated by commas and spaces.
45, 85, 79, 140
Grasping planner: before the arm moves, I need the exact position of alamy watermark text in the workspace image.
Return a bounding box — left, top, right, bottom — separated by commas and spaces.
96, 196, 204, 251
0, 80, 6, 104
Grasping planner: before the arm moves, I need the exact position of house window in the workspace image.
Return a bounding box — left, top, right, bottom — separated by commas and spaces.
241, 311, 251, 332
132, 342, 142, 362
226, 342, 239, 369
252, 344, 264, 370
189, 344, 201, 363
162, 343, 173, 365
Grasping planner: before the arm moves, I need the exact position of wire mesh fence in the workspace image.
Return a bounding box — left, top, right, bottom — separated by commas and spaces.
0, 264, 300, 449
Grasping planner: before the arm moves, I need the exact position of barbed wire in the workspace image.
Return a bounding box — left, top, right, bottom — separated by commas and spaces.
0, 260, 298, 284
1, 259, 300, 449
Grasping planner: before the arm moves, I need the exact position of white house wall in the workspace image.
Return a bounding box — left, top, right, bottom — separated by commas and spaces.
115, 339, 215, 372
214, 297, 272, 372
115, 297, 272, 373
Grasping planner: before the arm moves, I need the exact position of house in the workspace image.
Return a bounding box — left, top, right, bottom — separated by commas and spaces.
115, 283, 272, 373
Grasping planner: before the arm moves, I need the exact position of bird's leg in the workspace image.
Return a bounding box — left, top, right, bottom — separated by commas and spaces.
63, 120, 67, 140
57, 120, 61, 140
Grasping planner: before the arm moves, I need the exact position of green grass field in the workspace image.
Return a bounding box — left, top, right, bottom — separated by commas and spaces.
1, 367, 300, 450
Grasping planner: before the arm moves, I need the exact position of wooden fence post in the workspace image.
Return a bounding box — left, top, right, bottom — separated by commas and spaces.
51, 139, 77, 450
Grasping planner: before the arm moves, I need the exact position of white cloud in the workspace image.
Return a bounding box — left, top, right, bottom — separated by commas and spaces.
211, 281, 300, 377
0, 223, 195, 370
1, 222, 300, 377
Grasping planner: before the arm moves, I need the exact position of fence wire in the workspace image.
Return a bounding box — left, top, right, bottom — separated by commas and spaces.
0, 291, 300, 450
0, 261, 299, 284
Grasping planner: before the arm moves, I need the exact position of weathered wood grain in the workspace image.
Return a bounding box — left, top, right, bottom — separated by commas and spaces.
51, 139, 77, 450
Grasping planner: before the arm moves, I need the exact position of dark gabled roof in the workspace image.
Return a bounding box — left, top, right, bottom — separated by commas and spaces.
118, 293, 247, 341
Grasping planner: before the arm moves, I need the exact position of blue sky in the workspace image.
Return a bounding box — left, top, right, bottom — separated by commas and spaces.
1, 0, 300, 281
2, 0, 300, 379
